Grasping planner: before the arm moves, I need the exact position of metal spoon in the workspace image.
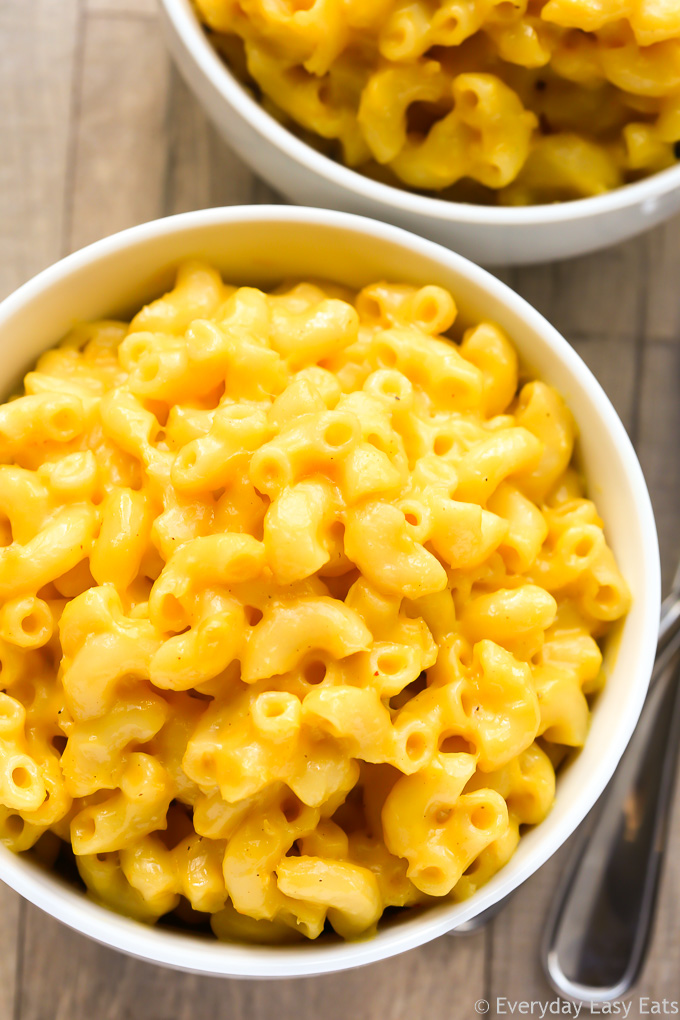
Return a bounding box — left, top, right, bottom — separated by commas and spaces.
542, 575, 680, 1003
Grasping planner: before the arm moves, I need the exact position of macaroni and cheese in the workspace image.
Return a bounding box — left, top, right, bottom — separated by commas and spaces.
0, 262, 630, 941
194, 0, 680, 204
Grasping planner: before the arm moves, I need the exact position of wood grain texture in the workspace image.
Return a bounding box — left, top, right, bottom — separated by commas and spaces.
67, 11, 170, 254
164, 68, 257, 214
3, 3, 680, 1017
86, 0, 157, 15
0, 887, 20, 1020
510, 237, 649, 342
0, 0, 80, 299
645, 216, 680, 343
570, 334, 638, 434
488, 849, 568, 1010
18, 906, 486, 1020
636, 341, 680, 595
636, 785, 680, 1007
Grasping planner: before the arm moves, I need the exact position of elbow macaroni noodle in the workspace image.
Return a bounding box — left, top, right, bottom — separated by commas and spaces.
194, 0, 680, 204
0, 262, 630, 941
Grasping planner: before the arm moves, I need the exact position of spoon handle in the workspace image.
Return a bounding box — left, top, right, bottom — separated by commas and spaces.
542, 630, 680, 1003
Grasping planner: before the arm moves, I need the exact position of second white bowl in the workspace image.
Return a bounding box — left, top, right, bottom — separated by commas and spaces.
159, 0, 680, 267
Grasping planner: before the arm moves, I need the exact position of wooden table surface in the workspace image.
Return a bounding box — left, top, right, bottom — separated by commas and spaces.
2, 2, 680, 1017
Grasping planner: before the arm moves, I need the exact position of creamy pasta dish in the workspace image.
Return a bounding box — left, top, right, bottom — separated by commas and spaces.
0, 262, 630, 941
195, 0, 680, 205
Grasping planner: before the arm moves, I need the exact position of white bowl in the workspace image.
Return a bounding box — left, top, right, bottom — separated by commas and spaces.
0, 206, 660, 977
158, 0, 680, 267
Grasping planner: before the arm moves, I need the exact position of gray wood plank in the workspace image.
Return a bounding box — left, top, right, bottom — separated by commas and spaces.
635, 787, 680, 1008
636, 340, 680, 593
18, 906, 486, 1020
0, 0, 80, 299
510, 236, 649, 343
488, 850, 571, 1013
87, 0, 156, 14
0, 887, 20, 1020
164, 67, 256, 214
67, 11, 171, 253
250, 177, 284, 205
645, 217, 680, 344
570, 334, 638, 435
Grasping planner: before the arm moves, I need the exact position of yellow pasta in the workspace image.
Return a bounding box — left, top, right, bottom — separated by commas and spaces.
194, 0, 680, 204
0, 262, 630, 941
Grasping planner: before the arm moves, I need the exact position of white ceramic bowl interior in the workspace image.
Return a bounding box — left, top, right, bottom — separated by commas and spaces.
158, 0, 680, 267
0, 207, 660, 977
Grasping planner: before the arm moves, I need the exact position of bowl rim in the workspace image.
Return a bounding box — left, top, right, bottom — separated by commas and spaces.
160, 0, 680, 228
0, 205, 661, 978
